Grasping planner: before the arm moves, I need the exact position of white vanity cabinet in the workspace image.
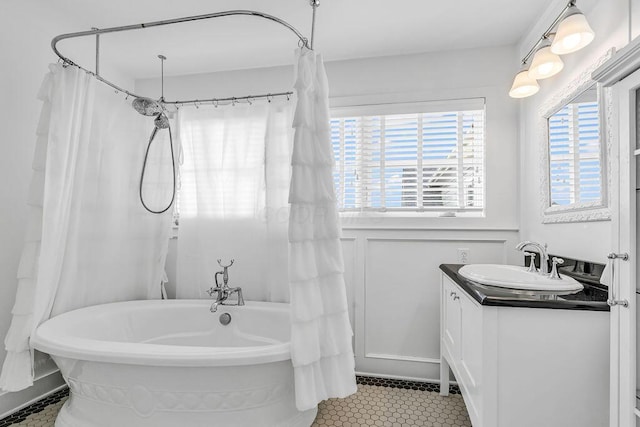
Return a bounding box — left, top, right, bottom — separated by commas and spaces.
440, 272, 610, 427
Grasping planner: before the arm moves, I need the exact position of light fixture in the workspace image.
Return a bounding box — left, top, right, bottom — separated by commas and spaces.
550, 4, 594, 54
508, 0, 594, 99
528, 38, 564, 80
509, 66, 540, 98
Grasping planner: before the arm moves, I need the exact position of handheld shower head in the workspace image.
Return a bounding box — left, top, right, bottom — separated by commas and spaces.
132, 97, 162, 116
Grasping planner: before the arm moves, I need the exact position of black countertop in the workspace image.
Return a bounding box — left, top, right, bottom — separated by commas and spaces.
440, 264, 610, 312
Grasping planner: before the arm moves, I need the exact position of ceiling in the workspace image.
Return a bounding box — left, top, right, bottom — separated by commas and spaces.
43, 0, 554, 79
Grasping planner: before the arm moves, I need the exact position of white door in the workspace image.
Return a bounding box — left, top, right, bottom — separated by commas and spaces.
610, 67, 639, 427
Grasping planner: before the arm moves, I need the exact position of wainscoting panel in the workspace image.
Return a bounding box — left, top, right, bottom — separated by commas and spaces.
340, 237, 357, 330
345, 230, 519, 381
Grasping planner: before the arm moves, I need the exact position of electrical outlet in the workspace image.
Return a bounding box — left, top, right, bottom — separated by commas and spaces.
458, 248, 470, 264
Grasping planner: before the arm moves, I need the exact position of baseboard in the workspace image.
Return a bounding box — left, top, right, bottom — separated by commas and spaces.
0, 370, 65, 419
355, 370, 458, 385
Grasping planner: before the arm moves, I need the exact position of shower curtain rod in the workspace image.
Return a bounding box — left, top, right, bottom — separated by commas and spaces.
50, 2, 320, 106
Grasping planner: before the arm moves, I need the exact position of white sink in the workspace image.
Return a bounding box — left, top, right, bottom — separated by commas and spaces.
458, 264, 583, 292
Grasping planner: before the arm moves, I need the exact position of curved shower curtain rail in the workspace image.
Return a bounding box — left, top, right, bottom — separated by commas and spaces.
50, 5, 319, 104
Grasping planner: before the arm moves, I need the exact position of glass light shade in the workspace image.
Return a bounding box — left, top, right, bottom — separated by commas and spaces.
528, 45, 564, 80
550, 11, 595, 54
509, 70, 540, 98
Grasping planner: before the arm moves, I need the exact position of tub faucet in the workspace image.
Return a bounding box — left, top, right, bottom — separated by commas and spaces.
206, 259, 245, 313
515, 241, 549, 275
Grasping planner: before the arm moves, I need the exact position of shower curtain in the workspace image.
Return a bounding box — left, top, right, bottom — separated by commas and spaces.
175, 49, 356, 409
289, 48, 357, 410
0, 64, 174, 391
176, 101, 293, 301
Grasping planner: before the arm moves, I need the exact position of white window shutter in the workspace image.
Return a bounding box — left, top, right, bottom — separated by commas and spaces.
330, 101, 485, 213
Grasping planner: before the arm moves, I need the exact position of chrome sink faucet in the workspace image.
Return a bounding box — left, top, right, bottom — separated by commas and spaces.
515, 241, 549, 275
207, 259, 245, 313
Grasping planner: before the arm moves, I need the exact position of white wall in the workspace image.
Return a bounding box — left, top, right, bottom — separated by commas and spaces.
139, 45, 522, 380
137, 46, 521, 232
518, 0, 630, 263
0, 2, 133, 417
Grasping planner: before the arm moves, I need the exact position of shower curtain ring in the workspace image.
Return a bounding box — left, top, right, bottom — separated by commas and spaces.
232, 98, 236, 106
214, 100, 219, 108
247, 97, 252, 105
267, 94, 272, 103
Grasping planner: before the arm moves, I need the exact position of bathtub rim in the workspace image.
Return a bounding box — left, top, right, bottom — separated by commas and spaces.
31, 300, 292, 367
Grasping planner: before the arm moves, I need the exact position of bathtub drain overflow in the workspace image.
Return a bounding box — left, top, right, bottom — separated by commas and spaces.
219, 313, 232, 325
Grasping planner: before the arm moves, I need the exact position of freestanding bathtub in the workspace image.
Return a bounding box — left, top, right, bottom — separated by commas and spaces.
31, 300, 317, 427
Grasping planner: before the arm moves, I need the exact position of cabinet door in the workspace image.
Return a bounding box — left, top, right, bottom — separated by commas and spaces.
458, 290, 483, 423
442, 277, 461, 361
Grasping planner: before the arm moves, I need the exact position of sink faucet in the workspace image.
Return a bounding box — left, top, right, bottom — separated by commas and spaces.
515, 241, 549, 275
206, 259, 245, 313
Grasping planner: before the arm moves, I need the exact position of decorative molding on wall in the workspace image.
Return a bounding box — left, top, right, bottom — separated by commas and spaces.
364, 353, 441, 365
538, 49, 615, 224
360, 236, 510, 380
363, 237, 510, 265
0, 371, 65, 420
363, 237, 510, 243
593, 36, 640, 86
341, 223, 519, 232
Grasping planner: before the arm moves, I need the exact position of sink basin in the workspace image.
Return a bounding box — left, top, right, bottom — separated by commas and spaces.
458, 264, 583, 292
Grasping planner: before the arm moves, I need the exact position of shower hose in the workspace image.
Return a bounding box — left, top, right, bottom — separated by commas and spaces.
139, 123, 176, 214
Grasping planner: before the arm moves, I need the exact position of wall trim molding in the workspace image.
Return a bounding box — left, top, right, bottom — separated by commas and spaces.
364, 237, 509, 243
364, 353, 440, 365
361, 236, 510, 374
594, 34, 640, 86
0, 371, 65, 419
342, 225, 519, 232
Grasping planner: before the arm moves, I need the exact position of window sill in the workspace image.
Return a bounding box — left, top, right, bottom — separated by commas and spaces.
338, 211, 518, 231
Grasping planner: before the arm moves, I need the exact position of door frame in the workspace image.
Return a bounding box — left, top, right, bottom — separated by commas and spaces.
609, 65, 639, 427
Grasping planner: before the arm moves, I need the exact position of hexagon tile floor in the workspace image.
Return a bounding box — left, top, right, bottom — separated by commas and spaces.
0, 377, 471, 426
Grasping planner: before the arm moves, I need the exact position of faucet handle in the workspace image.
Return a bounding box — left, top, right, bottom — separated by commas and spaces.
217, 259, 234, 268
549, 257, 564, 279
524, 252, 537, 273
206, 287, 217, 297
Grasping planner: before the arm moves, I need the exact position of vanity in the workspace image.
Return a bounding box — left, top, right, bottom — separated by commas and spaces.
439, 263, 609, 427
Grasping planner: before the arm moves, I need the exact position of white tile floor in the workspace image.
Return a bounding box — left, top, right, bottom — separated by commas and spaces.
1, 380, 471, 427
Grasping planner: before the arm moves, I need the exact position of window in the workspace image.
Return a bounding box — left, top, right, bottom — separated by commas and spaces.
548, 97, 601, 206
330, 100, 485, 214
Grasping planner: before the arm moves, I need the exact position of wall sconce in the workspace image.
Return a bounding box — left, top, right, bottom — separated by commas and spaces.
509, 0, 595, 99
509, 67, 540, 98
551, 4, 595, 54
529, 37, 564, 80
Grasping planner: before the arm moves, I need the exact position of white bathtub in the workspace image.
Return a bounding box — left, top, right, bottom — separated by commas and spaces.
31, 300, 317, 427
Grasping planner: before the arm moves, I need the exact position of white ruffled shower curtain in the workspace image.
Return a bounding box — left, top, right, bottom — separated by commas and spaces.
0, 64, 174, 391
289, 48, 357, 410
175, 49, 356, 409
176, 100, 293, 301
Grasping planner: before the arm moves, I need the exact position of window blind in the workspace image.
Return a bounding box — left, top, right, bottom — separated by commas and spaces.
330, 101, 485, 212
548, 100, 601, 206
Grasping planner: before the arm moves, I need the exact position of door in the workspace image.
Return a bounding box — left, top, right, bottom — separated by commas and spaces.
610, 67, 639, 427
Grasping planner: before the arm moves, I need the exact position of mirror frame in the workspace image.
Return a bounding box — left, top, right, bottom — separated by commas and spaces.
539, 48, 615, 224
